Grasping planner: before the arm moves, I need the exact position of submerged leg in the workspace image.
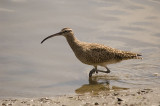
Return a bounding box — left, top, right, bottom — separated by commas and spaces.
89, 68, 95, 77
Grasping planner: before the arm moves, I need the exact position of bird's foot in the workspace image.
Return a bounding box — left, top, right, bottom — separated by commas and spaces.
106, 70, 110, 73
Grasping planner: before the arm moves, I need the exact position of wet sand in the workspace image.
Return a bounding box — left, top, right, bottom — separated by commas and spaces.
1, 88, 160, 106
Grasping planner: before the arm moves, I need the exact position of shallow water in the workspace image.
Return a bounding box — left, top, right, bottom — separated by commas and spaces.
0, 0, 160, 97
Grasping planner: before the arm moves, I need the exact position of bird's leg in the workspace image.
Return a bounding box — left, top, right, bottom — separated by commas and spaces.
96, 66, 111, 73
89, 68, 95, 77
95, 66, 98, 73
97, 70, 109, 73
89, 66, 110, 77
89, 66, 98, 77
105, 66, 111, 73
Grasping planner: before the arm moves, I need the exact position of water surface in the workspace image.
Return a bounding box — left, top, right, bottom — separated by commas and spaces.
0, 0, 160, 97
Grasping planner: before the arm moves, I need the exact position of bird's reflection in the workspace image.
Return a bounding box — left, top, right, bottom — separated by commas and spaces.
75, 75, 128, 94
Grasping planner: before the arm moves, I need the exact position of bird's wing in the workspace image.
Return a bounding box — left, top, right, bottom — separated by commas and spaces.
85, 43, 141, 64
84, 44, 117, 63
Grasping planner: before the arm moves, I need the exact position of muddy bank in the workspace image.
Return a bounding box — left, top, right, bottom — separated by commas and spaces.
1, 88, 160, 106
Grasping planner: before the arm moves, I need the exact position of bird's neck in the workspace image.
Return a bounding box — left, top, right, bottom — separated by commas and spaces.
65, 34, 81, 51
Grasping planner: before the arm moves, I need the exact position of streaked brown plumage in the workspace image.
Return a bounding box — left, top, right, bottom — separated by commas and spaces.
41, 28, 142, 77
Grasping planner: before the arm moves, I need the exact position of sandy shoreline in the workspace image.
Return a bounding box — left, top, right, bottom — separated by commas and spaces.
1, 88, 160, 106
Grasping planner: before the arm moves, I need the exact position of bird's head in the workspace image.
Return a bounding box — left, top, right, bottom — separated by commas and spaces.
41, 28, 73, 44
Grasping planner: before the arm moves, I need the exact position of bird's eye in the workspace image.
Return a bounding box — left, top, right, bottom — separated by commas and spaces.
63, 31, 67, 33
65, 30, 70, 33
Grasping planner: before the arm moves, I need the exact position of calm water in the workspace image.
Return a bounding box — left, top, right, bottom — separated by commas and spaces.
0, 0, 160, 97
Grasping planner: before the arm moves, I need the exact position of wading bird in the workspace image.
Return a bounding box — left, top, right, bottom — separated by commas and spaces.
41, 28, 142, 77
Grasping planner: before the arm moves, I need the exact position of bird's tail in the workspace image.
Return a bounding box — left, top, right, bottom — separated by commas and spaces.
115, 50, 142, 60
135, 53, 142, 59
122, 51, 142, 59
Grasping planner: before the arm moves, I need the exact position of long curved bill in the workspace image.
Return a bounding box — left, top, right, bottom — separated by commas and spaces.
41, 32, 63, 44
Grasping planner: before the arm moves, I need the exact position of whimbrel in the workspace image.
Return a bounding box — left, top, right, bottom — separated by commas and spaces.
41, 28, 142, 77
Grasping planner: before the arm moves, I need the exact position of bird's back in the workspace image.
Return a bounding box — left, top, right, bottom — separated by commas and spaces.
73, 42, 142, 66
